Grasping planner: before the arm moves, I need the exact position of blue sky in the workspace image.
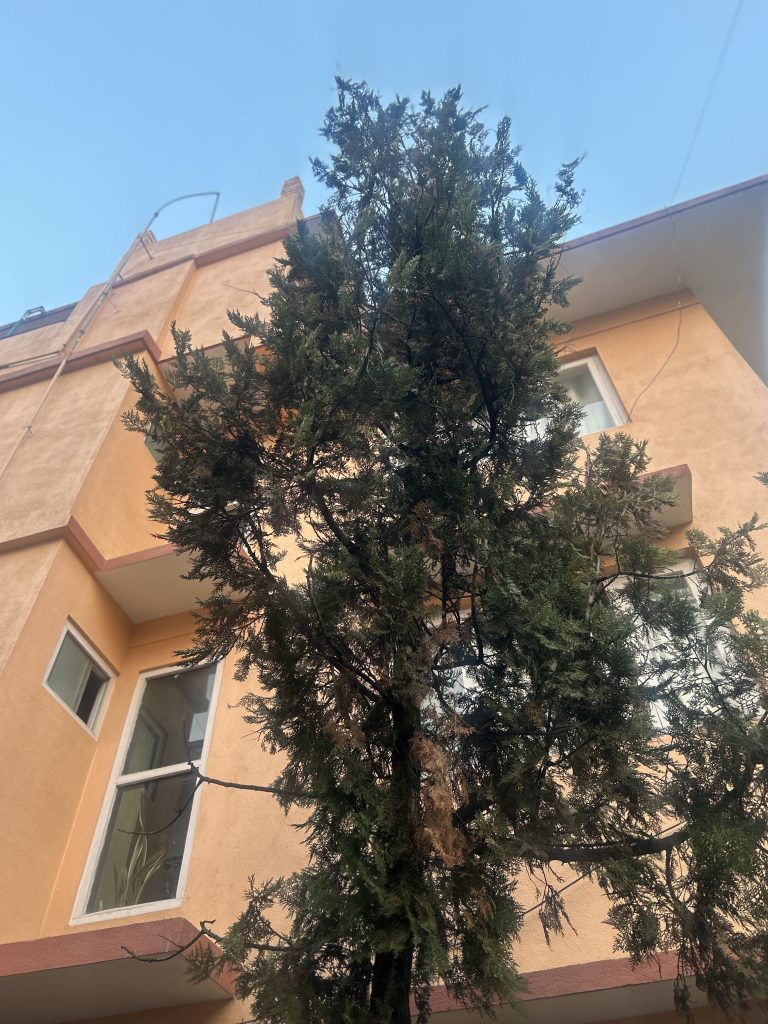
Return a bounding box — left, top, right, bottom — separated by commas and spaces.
1, 0, 763, 326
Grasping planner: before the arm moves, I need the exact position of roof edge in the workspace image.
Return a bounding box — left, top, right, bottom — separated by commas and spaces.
565, 172, 768, 253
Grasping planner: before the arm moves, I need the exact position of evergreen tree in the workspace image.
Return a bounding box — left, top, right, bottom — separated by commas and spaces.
122, 82, 768, 1023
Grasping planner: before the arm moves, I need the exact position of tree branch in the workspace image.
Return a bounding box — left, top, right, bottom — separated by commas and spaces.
189, 762, 313, 800
542, 827, 690, 864
118, 778, 202, 837
121, 920, 223, 963
121, 918, 290, 963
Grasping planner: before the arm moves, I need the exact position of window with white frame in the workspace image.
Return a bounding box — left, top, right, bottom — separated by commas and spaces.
527, 354, 626, 440
559, 355, 626, 435
81, 662, 218, 916
614, 559, 725, 731
44, 627, 111, 733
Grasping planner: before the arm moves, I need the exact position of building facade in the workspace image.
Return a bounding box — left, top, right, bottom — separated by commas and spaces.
0, 176, 766, 1023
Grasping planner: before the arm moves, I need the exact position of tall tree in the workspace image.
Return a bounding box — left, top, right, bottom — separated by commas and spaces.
123, 82, 768, 1024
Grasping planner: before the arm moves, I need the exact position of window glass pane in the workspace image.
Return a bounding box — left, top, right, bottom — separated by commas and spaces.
123, 664, 215, 774
651, 575, 692, 599
87, 773, 196, 913
78, 668, 108, 725
562, 365, 614, 434
47, 633, 108, 726
144, 433, 165, 463
642, 572, 715, 729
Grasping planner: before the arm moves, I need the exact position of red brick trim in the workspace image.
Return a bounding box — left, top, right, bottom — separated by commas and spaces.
0, 461, 690, 577
0, 331, 161, 394
428, 951, 679, 1014
157, 333, 253, 367
193, 223, 294, 268
0, 917, 236, 996
194, 211, 322, 269
64, 516, 106, 573
640, 462, 691, 483
0, 922, 677, 1015
0, 525, 69, 560
101, 541, 179, 572
0, 516, 177, 577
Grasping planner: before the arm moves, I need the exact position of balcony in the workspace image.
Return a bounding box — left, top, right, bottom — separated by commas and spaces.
0, 917, 233, 1023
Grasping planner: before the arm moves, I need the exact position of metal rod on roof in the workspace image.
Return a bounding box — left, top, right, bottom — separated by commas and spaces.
145, 191, 221, 232
2, 307, 47, 340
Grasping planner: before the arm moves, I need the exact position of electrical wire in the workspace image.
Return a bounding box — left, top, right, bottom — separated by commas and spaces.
627, 303, 683, 420
668, 0, 745, 206
627, 219, 685, 419
627, 1, 745, 419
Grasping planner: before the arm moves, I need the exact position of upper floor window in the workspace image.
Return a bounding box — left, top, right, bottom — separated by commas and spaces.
44, 626, 111, 734
560, 355, 626, 435
616, 560, 727, 731
144, 432, 165, 463
78, 662, 219, 918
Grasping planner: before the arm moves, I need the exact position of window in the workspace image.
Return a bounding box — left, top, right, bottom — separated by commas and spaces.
144, 432, 165, 463
44, 627, 110, 732
80, 662, 219, 917
559, 355, 626, 435
527, 354, 626, 440
616, 560, 725, 731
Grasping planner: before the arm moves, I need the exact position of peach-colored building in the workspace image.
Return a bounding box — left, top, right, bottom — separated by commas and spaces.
0, 175, 765, 1024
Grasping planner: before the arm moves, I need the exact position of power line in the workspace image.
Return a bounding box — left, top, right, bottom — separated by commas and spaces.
627, 219, 685, 419
668, 0, 745, 206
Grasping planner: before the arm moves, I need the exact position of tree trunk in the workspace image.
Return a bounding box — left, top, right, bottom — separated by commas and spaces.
370, 946, 413, 1024
368, 701, 419, 1022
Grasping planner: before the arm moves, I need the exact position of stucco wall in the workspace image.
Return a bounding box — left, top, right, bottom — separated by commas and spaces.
160, 238, 286, 352
81, 262, 195, 352
0, 542, 59, 676
568, 290, 768, 610
0, 361, 134, 547
72, 384, 163, 561
0, 541, 131, 941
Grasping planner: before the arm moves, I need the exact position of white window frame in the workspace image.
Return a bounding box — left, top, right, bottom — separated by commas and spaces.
42, 621, 114, 738
559, 354, 627, 435
71, 659, 223, 924
645, 558, 727, 664
144, 431, 165, 463
609, 557, 718, 731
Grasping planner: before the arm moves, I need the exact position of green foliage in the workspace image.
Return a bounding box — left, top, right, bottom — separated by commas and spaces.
122, 81, 768, 1023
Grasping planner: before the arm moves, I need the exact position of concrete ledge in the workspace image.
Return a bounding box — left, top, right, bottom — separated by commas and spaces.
0, 917, 236, 1023
0, 330, 161, 394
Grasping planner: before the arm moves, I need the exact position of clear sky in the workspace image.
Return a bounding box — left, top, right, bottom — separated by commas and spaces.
0, 0, 764, 326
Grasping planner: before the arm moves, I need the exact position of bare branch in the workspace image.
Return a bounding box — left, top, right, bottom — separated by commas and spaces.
121, 918, 290, 964
189, 762, 313, 800
121, 920, 222, 963
118, 763, 313, 842
118, 778, 202, 837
